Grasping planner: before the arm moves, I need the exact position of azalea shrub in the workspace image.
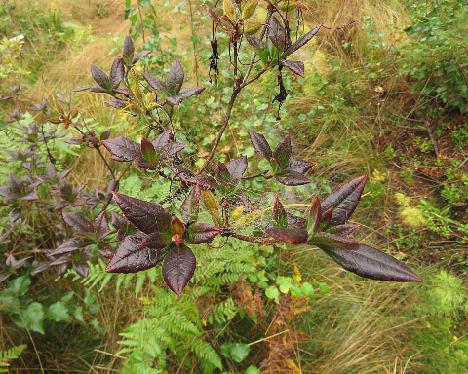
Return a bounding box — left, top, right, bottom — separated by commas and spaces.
1, 1, 421, 295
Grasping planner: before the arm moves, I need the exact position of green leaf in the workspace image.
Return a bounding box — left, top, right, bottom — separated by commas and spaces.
20, 303, 45, 334
220, 342, 251, 363
301, 282, 314, 298
265, 285, 280, 303
73, 306, 84, 322
246, 365, 261, 374
319, 281, 330, 293
47, 302, 70, 322
9, 274, 31, 296
276, 276, 293, 294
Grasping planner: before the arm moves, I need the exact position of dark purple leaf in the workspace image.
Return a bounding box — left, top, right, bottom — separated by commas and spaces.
166, 96, 184, 106
287, 213, 306, 229
249, 131, 272, 160
74, 85, 107, 93
285, 24, 322, 56
110, 212, 133, 232
166, 87, 205, 105
215, 162, 231, 184
312, 232, 359, 250
112, 193, 172, 235
266, 227, 307, 244
321, 175, 368, 225
106, 235, 162, 273
166, 60, 184, 95
179, 86, 205, 98
123, 35, 135, 58
186, 223, 220, 244
30, 99, 48, 112
142, 72, 167, 92
268, 16, 290, 51
288, 158, 312, 173
101, 136, 140, 162
273, 135, 292, 170
334, 224, 360, 236
95, 212, 111, 240
132, 50, 150, 64
160, 142, 185, 159
152, 130, 171, 149
226, 157, 248, 180
138, 232, 170, 249
275, 170, 309, 186
162, 244, 196, 295
246, 35, 265, 50
19, 190, 39, 202
322, 243, 422, 282
105, 98, 127, 109
63, 212, 93, 234
282, 60, 304, 77
91, 64, 110, 90
73, 263, 89, 278
50, 238, 84, 256
110, 57, 125, 88
273, 195, 288, 228
31, 262, 52, 276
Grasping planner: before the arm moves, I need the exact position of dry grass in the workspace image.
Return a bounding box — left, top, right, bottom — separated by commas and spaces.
295, 250, 423, 374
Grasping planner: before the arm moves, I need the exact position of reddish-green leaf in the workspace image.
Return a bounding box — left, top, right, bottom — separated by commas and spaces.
106, 235, 162, 273
311, 232, 359, 250
306, 197, 322, 236
322, 243, 422, 282
112, 193, 172, 235
273, 135, 292, 170
266, 227, 307, 244
249, 131, 272, 160
272, 195, 288, 228
321, 175, 368, 225
181, 185, 202, 222
215, 162, 231, 185
101, 136, 140, 162
162, 245, 196, 295
186, 223, 220, 244
140, 137, 157, 163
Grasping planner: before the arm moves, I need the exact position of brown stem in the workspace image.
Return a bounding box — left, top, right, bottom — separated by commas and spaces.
229, 232, 277, 244
199, 86, 241, 172
187, 0, 200, 86
96, 145, 116, 180
424, 118, 441, 158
